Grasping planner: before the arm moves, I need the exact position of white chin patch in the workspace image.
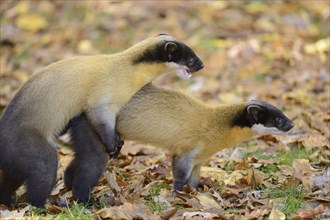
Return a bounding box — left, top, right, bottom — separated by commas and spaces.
166, 62, 192, 80
176, 68, 192, 80
252, 124, 284, 135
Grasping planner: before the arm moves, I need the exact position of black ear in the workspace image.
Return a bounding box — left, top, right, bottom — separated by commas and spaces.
247, 105, 263, 122
165, 42, 178, 61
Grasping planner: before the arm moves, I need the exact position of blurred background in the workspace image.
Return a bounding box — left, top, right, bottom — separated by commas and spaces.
1, 1, 329, 108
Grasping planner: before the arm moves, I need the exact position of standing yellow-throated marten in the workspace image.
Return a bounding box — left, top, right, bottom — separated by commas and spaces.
66, 84, 294, 202
0, 35, 203, 207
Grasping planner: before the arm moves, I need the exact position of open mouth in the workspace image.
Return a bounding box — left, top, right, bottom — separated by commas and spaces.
166, 62, 197, 80
177, 67, 194, 80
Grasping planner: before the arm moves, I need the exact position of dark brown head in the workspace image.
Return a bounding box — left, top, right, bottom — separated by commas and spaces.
133, 34, 204, 80
232, 100, 294, 135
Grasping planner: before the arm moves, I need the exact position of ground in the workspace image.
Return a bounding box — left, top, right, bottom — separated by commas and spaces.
0, 1, 329, 219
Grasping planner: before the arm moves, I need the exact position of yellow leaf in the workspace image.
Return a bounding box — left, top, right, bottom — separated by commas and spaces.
196, 192, 221, 209
269, 207, 285, 220
224, 170, 244, 186
15, 1, 29, 15
218, 92, 242, 104
212, 2, 228, 10
13, 70, 29, 83
16, 14, 48, 32
200, 166, 229, 181
245, 2, 269, 14
283, 90, 312, 104
247, 168, 265, 186
292, 159, 318, 177
78, 40, 94, 54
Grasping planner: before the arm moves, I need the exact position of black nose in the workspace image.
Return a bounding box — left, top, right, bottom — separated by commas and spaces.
199, 61, 204, 69
195, 59, 204, 71
283, 121, 294, 132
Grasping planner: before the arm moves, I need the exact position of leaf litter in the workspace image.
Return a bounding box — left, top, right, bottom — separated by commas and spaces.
0, 1, 329, 219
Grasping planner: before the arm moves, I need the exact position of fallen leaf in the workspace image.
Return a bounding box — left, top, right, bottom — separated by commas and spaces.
269, 207, 285, 220
97, 207, 132, 219
77, 40, 94, 54
235, 160, 248, 170
230, 147, 244, 162
292, 159, 318, 180
182, 211, 219, 219
224, 170, 244, 186
51, 179, 65, 196
15, 1, 29, 15
196, 192, 221, 209
291, 205, 325, 220
105, 171, 121, 194
244, 208, 268, 220
278, 165, 293, 176
0, 206, 29, 218
12, 70, 29, 83
200, 166, 229, 182
246, 168, 265, 187
160, 207, 177, 220
16, 14, 48, 32
299, 134, 329, 150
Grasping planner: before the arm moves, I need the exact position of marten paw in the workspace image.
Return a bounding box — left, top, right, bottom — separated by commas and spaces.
109, 133, 124, 158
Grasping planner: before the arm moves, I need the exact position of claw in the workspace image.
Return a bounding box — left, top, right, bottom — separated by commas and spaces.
109, 133, 124, 158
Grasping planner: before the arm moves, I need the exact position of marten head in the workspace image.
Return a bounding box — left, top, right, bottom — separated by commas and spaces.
233, 101, 294, 135
133, 34, 204, 80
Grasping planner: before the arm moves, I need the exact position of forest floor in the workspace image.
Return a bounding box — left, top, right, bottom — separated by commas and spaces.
0, 1, 329, 219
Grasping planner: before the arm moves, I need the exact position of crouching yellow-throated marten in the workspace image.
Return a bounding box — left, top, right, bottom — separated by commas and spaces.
0, 35, 203, 207
65, 84, 294, 202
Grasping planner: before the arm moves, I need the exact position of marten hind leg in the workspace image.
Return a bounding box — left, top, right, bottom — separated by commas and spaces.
0, 171, 25, 206
187, 165, 201, 188
25, 144, 58, 207
64, 159, 77, 190
172, 151, 197, 191
67, 113, 109, 203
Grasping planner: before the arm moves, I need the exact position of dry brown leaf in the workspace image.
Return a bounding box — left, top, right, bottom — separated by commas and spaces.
210, 189, 224, 204
230, 147, 244, 162
224, 170, 244, 186
269, 207, 285, 220
160, 207, 177, 220
0, 206, 29, 218
105, 171, 121, 194
200, 166, 229, 182
121, 202, 151, 219
291, 205, 325, 219
278, 165, 294, 176
236, 160, 248, 170
182, 211, 219, 219
307, 168, 330, 189
246, 168, 265, 186
243, 208, 268, 220
96, 207, 132, 219
292, 159, 318, 180
51, 179, 65, 196
299, 134, 329, 150
196, 192, 221, 209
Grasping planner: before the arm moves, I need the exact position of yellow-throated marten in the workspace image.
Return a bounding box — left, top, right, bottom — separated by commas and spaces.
0, 35, 203, 207
66, 84, 293, 202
